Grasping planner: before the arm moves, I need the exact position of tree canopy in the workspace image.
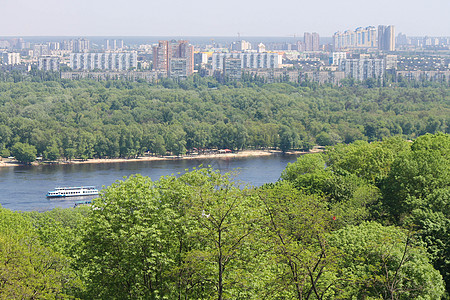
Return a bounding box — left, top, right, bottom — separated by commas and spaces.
0, 80, 448, 163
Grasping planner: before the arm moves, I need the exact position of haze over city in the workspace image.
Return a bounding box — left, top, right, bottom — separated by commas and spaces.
1, 0, 449, 37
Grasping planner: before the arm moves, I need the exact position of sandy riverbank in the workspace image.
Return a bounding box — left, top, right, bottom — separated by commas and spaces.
0, 148, 322, 168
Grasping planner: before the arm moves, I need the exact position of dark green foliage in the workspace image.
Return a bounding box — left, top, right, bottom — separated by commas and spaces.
381, 133, 449, 222
328, 222, 445, 299
0, 77, 448, 300
283, 133, 450, 296
70, 165, 445, 299
0, 81, 448, 159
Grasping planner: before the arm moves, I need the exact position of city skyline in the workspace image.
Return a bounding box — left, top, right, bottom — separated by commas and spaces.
0, 0, 449, 37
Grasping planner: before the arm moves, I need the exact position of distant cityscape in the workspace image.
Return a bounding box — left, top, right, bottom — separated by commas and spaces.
1, 25, 450, 84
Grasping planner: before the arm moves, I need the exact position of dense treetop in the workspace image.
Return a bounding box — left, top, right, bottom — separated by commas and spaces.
0, 133, 448, 299
0, 74, 448, 298
0, 79, 448, 161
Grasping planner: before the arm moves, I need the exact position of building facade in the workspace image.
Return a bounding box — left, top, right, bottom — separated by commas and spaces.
304, 32, 320, 51
384, 55, 398, 70
38, 56, 60, 71
194, 52, 209, 66
70, 52, 138, 71
231, 40, 252, 51
73, 38, 91, 53
339, 58, 384, 81
333, 27, 377, 50
224, 57, 243, 81
33, 44, 50, 57
212, 52, 282, 71
105, 39, 124, 50
0, 52, 21, 65
331, 52, 347, 66
152, 40, 194, 78
378, 25, 396, 51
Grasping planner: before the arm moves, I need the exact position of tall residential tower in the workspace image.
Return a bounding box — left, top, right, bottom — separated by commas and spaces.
152, 40, 194, 78
304, 32, 320, 51
333, 27, 377, 50
378, 25, 395, 51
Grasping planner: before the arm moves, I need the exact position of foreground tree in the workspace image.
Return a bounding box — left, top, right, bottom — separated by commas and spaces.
380, 133, 450, 291
76, 175, 179, 299
257, 182, 338, 299
76, 169, 260, 299
328, 222, 445, 299
0, 207, 82, 298
176, 169, 260, 300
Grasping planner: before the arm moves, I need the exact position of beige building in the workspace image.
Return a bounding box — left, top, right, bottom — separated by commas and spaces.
152, 40, 194, 78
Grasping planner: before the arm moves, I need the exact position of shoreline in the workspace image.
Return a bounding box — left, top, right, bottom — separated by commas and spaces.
0, 148, 322, 168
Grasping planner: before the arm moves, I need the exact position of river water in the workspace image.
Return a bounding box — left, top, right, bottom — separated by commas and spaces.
0, 154, 301, 211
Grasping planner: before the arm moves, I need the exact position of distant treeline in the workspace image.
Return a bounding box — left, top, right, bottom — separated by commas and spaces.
0, 78, 449, 162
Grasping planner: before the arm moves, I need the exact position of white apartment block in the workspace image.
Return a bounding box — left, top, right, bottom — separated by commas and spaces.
212, 52, 282, 71
338, 58, 384, 81
333, 27, 377, 50
331, 52, 347, 66
70, 52, 138, 71
0, 52, 21, 65
385, 55, 398, 70
38, 56, 60, 71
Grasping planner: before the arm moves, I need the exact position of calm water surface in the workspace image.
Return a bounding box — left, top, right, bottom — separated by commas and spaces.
0, 154, 300, 211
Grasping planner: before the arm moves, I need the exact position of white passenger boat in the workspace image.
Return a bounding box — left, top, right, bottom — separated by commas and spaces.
46, 186, 99, 198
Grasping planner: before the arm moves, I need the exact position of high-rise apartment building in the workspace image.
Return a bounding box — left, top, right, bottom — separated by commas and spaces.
0, 52, 21, 65
212, 52, 282, 71
333, 27, 377, 50
312, 33, 320, 51
396, 33, 408, 46
153, 40, 170, 73
378, 25, 395, 51
73, 38, 90, 53
384, 55, 397, 70
105, 39, 124, 50
304, 32, 320, 51
338, 58, 384, 81
231, 40, 252, 51
38, 56, 60, 71
304, 33, 312, 51
194, 52, 209, 66
152, 40, 194, 78
33, 44, 50, 57
70, 52, 137, 71
297, 41, 305, 52
223, 57, 242, 81
331, 52, 347, 66
48, 42, 60, 51
62, 40, 74, 51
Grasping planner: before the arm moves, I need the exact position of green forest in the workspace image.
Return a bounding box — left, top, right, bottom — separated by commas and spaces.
0, 78, 449, 298
0, 133, 449, 299
0, 78, 449, 162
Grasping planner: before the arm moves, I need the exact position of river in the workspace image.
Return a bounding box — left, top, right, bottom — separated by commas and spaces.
0, 154, 301, 211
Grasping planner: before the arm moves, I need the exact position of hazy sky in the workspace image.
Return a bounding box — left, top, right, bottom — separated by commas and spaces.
1, 0, 449, 37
